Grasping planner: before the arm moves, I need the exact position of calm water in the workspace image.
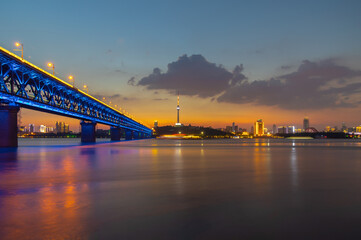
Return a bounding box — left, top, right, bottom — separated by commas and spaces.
1, 138, 361, 239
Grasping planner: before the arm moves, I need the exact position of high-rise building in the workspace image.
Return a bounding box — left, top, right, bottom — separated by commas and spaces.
232, 122, 235, 132
56, 122, 70, 133
39, 125, 47, 133
303, 117, 309, 131
253, 119, 264, 136
154, 120, 158, 128
29, 124, 35, 133
175, 91, 181, 126
273, 124, 277, 134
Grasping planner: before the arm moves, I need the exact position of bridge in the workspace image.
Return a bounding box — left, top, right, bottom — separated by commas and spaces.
0, 45, 152, 147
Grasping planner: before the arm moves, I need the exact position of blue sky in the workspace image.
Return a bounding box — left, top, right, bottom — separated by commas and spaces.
1, 0, 361, 129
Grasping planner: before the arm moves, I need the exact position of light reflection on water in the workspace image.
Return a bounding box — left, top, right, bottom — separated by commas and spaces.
1, 138, 361, 239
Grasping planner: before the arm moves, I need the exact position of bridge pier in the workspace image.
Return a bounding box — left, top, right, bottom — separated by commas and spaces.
125, 129, 132, 140
110, 127, 121, 141
81, 121, 96, 143
133, 131, 139, 140
0, 104, 20, 147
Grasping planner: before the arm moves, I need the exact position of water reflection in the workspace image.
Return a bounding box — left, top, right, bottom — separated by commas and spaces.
1, 139, 361, 239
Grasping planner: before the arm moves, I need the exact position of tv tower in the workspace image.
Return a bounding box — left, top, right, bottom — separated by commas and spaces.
175, 91, 181, 126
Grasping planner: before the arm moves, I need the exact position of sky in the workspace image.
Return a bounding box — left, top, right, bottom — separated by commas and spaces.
1, 0, 361, 131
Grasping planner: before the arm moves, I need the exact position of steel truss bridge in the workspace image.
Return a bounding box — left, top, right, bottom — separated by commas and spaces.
0, 45, 151, 144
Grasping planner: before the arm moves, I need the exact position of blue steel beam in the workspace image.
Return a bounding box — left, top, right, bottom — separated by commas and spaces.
0, 46, 151, 135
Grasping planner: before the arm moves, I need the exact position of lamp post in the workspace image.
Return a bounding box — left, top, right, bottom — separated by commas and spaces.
47, 62, 55, 75
14, 42, 24, 59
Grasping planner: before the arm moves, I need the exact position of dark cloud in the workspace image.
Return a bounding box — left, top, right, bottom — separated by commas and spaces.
127, 77, 136, 86
218, 59, 361, 109
135, 54, 246, 98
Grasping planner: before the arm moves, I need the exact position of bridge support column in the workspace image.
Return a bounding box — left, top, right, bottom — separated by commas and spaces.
133, 131, 139, 140
81, 121, 96, 143
125, 129, 132, 140
0, 105, 20, 147
110, 127, 121, 141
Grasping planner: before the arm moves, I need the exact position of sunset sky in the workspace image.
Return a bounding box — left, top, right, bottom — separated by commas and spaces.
1, 0, 361, 131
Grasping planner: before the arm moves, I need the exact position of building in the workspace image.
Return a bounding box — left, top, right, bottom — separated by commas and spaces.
29, 124, 35, 133
226, 126, 232, 133
253, 119, 264, 136
278, 126, 287, 134
356, 126, 361, 133
341, 122, 347, 132
232, 122, 235, 132
303, 117, 309, 131
56, 122, 70, 134
39, 125, 47, 133
154, 120, 158, 128
175, 92, 181, 126
287, 126, 295, 134
272, 124, 277, 134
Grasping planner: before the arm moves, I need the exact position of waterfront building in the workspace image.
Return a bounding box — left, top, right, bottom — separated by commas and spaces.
356, 126, 361, 133
29, 124, 35, 133
254, 119, 264, 136
39, 125, 47, 133
341, 122, 347, 132
154, 120, 158, 128
303, 117, 309, 131
278, 126, 287, 134
56, 122, 70, 134
287, 126, 295, 134
272, 124, 277, 134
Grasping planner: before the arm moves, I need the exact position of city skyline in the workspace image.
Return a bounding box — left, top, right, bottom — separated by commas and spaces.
1, 0, 361, 130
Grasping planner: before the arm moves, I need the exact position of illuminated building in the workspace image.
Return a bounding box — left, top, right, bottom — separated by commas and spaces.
154, 120, 158, 128
325, 126, 331, 132
56, 121, 70, 133
303, 117, 309, 131
278, 126, 287, 134
39, 125, 47, 133
175, 92, 181, 126
253, 119, 264, 136
287, 126, 295, 134
356, 126, 361, 133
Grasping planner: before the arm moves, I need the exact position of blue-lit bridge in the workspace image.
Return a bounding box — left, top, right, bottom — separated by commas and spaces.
0, 46, 152, 147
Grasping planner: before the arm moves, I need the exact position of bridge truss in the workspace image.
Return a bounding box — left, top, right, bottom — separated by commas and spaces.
0, 46, 151, 135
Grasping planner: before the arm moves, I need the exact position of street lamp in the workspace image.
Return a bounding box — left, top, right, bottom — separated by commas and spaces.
47, 62, 55, 75
14, 42, 24, 59
83, 84, 88, 94
68, 75, 75, 87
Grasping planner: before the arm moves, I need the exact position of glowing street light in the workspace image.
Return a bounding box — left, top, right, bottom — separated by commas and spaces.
47, 62, 55, 75
68, 75, 75, 87
14, 42, 24, 59
83, 84, 88, 94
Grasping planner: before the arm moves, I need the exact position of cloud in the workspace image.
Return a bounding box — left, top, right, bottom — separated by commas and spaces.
218, 59, 361, 109
152, 98, 169, 101
135, 54, 246, 98
92, 94, 136, 102
127, 77, 136, 86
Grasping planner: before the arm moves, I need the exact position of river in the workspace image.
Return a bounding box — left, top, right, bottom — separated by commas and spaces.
1, 138, 361, 239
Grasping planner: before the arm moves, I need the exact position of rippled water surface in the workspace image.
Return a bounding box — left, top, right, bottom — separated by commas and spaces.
1, 138, 361, 239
